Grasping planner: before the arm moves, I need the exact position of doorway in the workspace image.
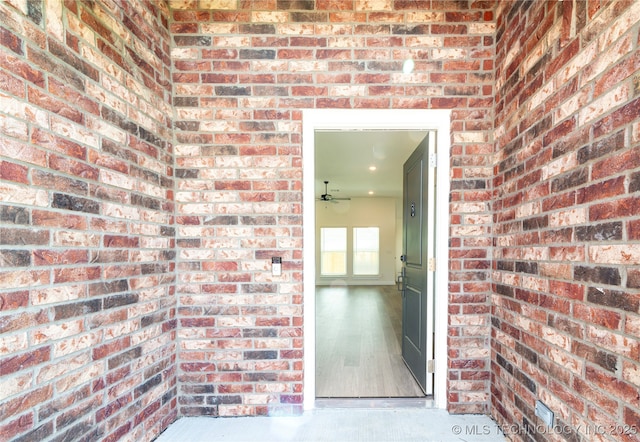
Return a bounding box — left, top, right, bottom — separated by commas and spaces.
302, 109, 451, 410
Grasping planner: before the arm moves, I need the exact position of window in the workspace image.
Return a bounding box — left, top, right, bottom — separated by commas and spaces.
353, 227, 379, 275
320, 228, 347, 276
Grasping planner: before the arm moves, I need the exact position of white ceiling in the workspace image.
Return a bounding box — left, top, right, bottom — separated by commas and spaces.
314, 130, 428, 199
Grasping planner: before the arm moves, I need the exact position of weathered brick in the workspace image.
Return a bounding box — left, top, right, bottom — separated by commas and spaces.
48, 38, 99, 82
0, 346, 51, 376
576, 222, 623, 241
11, 422, 53, 442
0, 205, 29, 224
0, 290, 29, 311
104, 294, 139, 309
593, 97, 640, 138
587, 287, 639, 312
0, 228, 49, 245
52, 193, 100, 214
0, 249, 30, 267
28, 86, 84, 123
589, 196, 640, 221
53, 266, 100, 284
574, 266, 622, 286
572, 341, 618, 373
174, 35, 212, 46
628, 269, 640, 289
0, 160, 28, 183
107, 346, 142, 370
133, 373, 162, 398
32, 170, 89, 195
53, 300, 102, 320
624, 406, 640, 429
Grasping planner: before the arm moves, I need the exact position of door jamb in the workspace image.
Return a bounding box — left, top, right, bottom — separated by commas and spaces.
302, 109, 451, 410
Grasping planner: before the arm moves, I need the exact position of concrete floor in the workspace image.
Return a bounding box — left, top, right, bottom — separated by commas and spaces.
155, 403, 505, 442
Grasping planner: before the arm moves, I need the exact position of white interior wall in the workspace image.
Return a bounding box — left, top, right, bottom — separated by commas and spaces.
315, 197, 398, 286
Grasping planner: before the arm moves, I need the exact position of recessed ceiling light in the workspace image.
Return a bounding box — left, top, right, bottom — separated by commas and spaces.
368, 191, 374, 195
369, 166, 377, 171
403, 58, 415, 74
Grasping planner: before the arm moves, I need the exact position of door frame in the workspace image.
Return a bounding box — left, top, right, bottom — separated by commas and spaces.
302, 109, 451, 410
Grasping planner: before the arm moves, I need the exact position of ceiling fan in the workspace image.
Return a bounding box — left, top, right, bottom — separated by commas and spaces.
317, 180, 351, 203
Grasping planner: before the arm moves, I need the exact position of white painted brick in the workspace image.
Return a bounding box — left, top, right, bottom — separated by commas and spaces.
251, 11, 288, 23
0, 372, 32, 401
31, 320, 84, 345
277, 24, 315, 36
31, 285, 85, 306
0, 182, 48, 206
549, 208, 587, 227
589, 245, 640, 265
541, 152, 577, 180
50, 115, 99, 149
579, 83, 629, 126
36, 353, 91, 383
0, 114, 29, 139
55, 361, 103, 393
53, 231, 100, 247
0, 332, 27, 356
0, 93, 49, 128
469, 23, 495, 34
432, 48, 467, 60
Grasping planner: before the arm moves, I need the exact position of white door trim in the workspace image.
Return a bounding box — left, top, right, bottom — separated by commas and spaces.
302, 109, 451, 410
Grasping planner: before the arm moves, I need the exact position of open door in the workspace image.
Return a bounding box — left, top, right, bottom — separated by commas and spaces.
401, 134, 435, 395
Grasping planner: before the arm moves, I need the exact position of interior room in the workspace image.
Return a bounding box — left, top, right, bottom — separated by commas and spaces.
313, 130, 427, 398
0, 1, 638, 441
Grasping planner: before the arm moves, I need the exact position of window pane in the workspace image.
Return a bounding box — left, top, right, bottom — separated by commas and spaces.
320, 228, 346, 275
353, 227, 379, 275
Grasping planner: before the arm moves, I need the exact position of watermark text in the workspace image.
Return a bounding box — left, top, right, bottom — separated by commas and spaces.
451, 423, 638, 437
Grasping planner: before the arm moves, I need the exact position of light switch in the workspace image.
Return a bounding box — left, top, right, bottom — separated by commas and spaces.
271, 257, 282, 276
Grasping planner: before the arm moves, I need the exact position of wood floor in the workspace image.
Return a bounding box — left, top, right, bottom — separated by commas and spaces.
315, 285, 425, 398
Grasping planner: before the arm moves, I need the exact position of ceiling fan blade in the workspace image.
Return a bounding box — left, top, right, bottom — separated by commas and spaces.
318, 180, 350, 202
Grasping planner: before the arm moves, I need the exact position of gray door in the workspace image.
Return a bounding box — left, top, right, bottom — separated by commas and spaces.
401, 135, 432, 394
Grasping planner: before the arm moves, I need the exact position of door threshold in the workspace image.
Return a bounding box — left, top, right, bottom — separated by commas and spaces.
314, 397, 434, 409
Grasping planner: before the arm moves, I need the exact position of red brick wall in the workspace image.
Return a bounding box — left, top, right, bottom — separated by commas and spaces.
0, 1, 176, 441
3, 0, 637, 438
493, 1, 640, 440
171, 1, 496, 415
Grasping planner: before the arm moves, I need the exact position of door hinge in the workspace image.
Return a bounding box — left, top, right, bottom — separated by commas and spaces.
427, 359, 435, 373
428, 257, 436, 272
429, 152, 437, 168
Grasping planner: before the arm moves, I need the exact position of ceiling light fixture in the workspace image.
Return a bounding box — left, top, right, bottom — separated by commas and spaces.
368, 191, 374, 195
369, 166, 377, 171
403, 58, 415, 74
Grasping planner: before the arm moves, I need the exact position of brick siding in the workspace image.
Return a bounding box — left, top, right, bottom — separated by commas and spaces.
171, 0, 495, 417
493, 1, 640, 440
0, 1, 176, 441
